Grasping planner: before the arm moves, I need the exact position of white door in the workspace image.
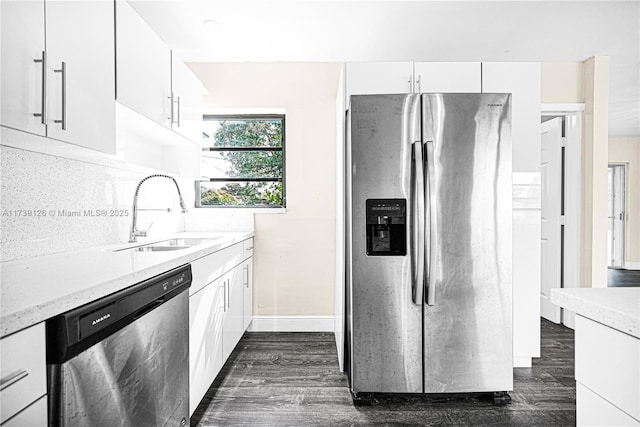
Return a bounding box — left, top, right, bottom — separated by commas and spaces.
222, 266, 245, 361
413, 62, 481, 93
46, 0, 115, 153
242, 259, 253, 330
171, 52, 204, 143
608, 165, 626, 267
115, 0, 171, 128
540, 117, 563, 323
0, 0, 46, 136
345, 62, 414, 100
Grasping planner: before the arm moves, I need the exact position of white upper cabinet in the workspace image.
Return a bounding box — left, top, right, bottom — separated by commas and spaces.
45, 0, 115, 154
346, 62, 482, 101
413, 62, 481, 93
170, 52, 204, 142
346, 62, 414, 100
0, 1, 46, 137
115, 0, 171, 129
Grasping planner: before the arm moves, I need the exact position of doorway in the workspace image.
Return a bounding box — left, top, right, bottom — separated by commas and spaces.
607, 164, 626, 268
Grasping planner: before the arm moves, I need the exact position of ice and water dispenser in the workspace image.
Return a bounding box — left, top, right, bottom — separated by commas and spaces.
365, 199, 406, 256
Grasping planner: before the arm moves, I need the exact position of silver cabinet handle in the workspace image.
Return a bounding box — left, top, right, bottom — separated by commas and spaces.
0, 369, 29, 391
33, 51, 47, 124
176, 95, 181, 127
168, 92, 174, 123
416, 75, 422, 94
245, 246, 253, 251
226, 279, 230, 310
411, 141, 425, 306
53, 62, 66, 130
408, 75, 413, 94
243, 265, 249, 288
222, 280, 227, 312
425, 139, 437, 306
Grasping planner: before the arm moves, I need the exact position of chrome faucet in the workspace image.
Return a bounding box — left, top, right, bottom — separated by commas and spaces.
129, 174, 188, 243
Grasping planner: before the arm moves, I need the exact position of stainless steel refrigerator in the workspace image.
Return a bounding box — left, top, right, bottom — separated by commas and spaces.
345, 93, 512, 403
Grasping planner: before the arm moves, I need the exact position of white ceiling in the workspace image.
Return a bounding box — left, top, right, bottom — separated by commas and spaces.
131, 0, 640, 137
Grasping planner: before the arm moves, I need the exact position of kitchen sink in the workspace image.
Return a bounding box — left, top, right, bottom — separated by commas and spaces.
130, 245, 191, 252
114, 236, 222, 252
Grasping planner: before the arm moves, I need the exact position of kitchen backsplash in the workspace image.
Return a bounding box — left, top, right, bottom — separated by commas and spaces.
0, 144, 188, 261
1, 128, 255, 262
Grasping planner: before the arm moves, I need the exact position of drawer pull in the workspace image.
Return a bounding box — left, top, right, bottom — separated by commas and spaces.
245, 246, 253, 251
0, 369, 29, 391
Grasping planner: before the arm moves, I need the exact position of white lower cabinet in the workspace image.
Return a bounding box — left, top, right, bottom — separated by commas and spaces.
188, 275, 225, 416
0, 323, 47, 425
1, 396, 47, 427
222, 265, 245, 362
188, 238, 254, 416
243, 259, 253, 330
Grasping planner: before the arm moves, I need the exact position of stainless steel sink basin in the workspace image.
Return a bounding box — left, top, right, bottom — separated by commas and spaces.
153, 237, 218, 247
114, 236, 222, 252
130, 245, 190, 252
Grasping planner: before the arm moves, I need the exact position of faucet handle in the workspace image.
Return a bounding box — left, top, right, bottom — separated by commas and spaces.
134, 221, 153, 238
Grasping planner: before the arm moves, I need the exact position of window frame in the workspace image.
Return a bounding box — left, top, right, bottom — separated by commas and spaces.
195, 114, 286, 208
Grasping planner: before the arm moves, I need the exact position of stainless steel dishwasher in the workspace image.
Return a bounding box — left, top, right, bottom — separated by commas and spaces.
46, 265, 191, 427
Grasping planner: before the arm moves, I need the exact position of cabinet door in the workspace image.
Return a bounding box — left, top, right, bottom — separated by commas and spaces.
189, 278, 224, 416
115, 0, 171, 128
222, 266, 245, 361
171, 52, 204, 143
346, 62, 414, 100
413, 62, 481, 93
45, 0, 115, 154
0, 0, 46, 136
242, 259, 253, 330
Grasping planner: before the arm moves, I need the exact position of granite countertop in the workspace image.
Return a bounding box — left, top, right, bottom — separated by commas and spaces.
0, 231, 254, 338
551, 288, 640, 338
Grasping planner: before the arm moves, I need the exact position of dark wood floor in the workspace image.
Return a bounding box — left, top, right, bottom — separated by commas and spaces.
192, 319, 575, 426
608, 267, 640, 287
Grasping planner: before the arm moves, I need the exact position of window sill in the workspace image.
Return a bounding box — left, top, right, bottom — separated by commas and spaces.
194, 206, 287, 214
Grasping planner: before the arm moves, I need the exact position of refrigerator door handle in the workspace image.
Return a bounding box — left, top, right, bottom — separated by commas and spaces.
425, 139, 437, 306
411, 141, 426, 305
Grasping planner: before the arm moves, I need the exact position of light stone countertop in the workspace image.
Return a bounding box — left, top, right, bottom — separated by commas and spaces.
0, 231, 254, 338
551, 288, 640, 338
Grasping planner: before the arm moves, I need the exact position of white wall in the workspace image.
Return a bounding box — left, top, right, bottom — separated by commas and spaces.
609, 138, 640, 263
188, 62, 342, 319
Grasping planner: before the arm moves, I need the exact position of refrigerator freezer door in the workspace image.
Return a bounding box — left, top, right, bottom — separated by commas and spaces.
421, 93, 513, 393
348, 94, 423, 393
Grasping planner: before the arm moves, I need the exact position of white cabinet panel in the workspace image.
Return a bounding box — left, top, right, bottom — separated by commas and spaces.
190, 243, 243, 296
115, 0, 171, 128
346, 62, 413, 100
414, 62, 481, 93
0, 0, 46, 136
243, 259, 253, 330
577, 383, 639, 426
242, 238, 254, 260
222, 265, 245, 361
189, 278, 224, 416
0, 323, 46, 424
575, 315, 640, 421
482, 62, 541, 365
171, 52, 204, 143
45, 0, 115, 154
2, 395, 47, 427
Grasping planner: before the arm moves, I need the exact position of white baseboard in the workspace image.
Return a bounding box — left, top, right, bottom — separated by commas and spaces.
248, 315, 334, 332
514, 357, 532, 368
623, 262, 640, 270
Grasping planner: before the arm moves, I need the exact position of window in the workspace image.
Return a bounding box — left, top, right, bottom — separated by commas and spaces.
196, 115, 285, 207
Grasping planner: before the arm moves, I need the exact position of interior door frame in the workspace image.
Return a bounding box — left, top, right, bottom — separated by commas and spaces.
541, 103, 584, 330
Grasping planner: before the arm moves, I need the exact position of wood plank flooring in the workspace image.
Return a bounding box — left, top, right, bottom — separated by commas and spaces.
192, 319, 575, 426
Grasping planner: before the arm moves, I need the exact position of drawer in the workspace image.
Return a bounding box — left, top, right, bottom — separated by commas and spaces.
577, 382, 639, 426
575, 315, 640, 421
190, 243, 243, 295
2, 395, 47, 427
242, 238, 254, 260
0, 323, 47, 424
